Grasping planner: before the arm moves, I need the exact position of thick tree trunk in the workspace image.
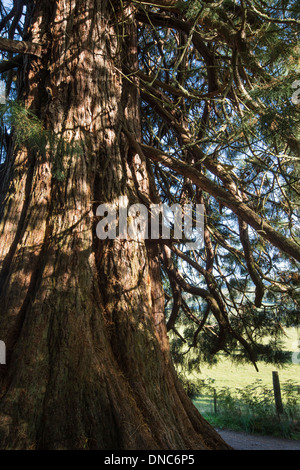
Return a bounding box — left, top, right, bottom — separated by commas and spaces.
0, 1, 230, 450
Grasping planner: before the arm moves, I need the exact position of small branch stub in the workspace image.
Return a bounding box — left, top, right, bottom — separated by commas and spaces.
0, 37, 43, 58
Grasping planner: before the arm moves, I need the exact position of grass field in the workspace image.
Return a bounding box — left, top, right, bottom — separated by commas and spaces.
183, 327, 300, 437
189, 327, 300, 392
193, 354, 300, 394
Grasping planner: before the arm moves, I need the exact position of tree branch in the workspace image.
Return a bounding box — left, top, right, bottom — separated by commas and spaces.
0, 37, 43, 57
139, 143, 300, 263
0, 54, 22, 73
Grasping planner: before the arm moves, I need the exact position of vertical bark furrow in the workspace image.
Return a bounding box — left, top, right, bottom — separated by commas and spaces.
0, 0, 230, 450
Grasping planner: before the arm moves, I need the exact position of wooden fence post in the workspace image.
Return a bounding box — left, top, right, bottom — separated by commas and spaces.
213, 388, 217, 414
272, 371, 284, 416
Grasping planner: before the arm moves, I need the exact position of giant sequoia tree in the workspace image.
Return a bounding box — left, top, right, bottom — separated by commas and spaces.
0, 0, 299, 450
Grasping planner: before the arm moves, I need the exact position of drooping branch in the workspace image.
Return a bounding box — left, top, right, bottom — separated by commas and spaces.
161, 245, 230, 354
139, 143, 300, 263
238, 218, 265, 307
136, 6, 271, 81
161, 244, 259, 367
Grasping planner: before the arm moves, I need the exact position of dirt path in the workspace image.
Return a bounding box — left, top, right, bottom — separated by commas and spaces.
217, 429, 300, 450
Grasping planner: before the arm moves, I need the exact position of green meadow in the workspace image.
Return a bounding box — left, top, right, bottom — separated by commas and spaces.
184, 327, 299, 390
185, 327, 300, 438
196, 327, 299, 390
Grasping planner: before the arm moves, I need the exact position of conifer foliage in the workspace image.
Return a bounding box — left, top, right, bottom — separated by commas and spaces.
1, 0, 299, 371
0, 0, 299, 450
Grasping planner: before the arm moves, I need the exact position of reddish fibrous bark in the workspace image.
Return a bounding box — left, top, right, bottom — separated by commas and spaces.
0, 1, 230, 450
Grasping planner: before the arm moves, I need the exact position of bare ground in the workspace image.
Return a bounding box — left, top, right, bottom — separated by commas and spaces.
217, 429, 300, 450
